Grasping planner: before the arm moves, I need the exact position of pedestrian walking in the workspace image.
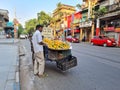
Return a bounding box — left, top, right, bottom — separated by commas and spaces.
32, 24, 47, 78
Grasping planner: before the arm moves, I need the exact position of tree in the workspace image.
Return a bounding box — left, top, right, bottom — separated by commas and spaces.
37, 11, 52, 26
95, 6, 107, 17
25, 18, 37, 34
57, 2, 62, 7
22, 30, 28, 34
76, 4, 82, 10
18, 24, 24, 37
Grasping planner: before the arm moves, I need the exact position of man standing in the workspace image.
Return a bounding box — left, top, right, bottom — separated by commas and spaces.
32, 24, 46, 77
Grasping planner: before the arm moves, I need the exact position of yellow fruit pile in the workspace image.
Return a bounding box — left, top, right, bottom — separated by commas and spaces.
43, 38, 70, 50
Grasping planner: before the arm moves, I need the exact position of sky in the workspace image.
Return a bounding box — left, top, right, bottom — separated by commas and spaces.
0, 0, 82, 27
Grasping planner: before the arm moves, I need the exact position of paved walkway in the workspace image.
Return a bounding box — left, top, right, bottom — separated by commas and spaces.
0, 40, 19, 90
0, 39, 19, 44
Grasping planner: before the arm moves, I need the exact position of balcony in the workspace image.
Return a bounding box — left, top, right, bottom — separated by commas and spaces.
108, 3, 120, 12
3, 14, 9, 21
99, 3, 120, 20
0, 9, 9, 22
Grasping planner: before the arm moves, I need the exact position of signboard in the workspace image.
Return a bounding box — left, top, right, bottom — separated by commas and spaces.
80, 21, 92, 27
104, 27, 115, 31
71, 29, 80, 33
115, 28, 120, 32
42, 27, 54, 39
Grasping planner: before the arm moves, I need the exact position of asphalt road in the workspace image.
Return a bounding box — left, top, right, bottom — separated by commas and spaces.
21, 39, 120, 90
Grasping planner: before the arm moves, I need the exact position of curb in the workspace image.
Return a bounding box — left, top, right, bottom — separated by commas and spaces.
19, 45, 34, 90
0, 39, 19, 44
13, 46, 21, 90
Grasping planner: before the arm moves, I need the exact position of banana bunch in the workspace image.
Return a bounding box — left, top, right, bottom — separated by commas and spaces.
43, 38, 70, 50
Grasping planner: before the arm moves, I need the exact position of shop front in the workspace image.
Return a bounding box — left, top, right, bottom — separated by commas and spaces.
4, 22, 14, 38
103, 27, 120, 47
100, 15, 120, 46
67, 12, 82, 40
99, 2, 120, 46
70, 27, 80, 38
115, 28, 120, 47
80, 20, 93, 42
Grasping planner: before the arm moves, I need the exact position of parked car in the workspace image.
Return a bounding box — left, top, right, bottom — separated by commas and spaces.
66, 36, 79, 43
91, 36, 117, 47
20, 34, 27, 39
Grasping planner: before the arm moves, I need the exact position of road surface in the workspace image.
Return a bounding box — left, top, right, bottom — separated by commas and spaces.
21, 39, 120, 90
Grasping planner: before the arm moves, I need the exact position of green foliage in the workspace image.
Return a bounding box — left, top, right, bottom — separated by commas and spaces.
18, 24, 24, 37
22, 30, 28, 34
94, 6, 108, 18
76, 4, 81, 10
25, 18, 37, 34
57, 2, 62, 7
25, 11, 52, 34
37, 11, 52, 26
98, 6, 107, 15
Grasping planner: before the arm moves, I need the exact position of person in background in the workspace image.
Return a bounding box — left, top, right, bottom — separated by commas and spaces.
54, 32, 60, 40
32, 24, 47, 78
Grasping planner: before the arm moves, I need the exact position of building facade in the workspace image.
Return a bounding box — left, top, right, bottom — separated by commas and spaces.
79, 0, 99, 42
0, 9, 9, 31
51, 4, 76, 32
67, 11, 82, 39
98, 0, 120, 46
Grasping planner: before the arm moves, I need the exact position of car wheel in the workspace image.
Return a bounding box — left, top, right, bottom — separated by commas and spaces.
103, 43, 107, 47
91, 42, 94, 45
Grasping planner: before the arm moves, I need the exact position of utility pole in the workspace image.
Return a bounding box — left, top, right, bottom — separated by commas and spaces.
14, 8, 18, 38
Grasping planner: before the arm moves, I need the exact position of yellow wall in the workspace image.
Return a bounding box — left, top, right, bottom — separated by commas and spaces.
51, 4, 76, 31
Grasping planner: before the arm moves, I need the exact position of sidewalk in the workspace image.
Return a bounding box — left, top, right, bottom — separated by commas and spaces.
0, 38, 19, 44
0, 40, 20, 90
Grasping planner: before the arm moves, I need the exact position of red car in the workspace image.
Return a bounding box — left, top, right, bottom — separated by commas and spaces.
91, 36, 117, 47
66, 36, 79, 43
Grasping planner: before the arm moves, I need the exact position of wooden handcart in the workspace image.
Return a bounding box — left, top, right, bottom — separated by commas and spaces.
43, 46, 77, 71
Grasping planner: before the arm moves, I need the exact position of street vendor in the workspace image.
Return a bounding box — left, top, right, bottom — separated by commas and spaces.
32, 24, 47, 78
54, 32, 60, 40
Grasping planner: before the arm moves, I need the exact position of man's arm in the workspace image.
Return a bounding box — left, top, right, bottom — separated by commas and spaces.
38, 41, 45, 45
36, 33, 46, 46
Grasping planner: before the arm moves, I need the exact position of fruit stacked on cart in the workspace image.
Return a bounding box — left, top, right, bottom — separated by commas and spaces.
43, 38, 77, 71
43, 38, 70, 50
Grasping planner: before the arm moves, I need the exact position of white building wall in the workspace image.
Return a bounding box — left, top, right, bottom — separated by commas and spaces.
109, 0, 114, 5
100, 0, 109, 7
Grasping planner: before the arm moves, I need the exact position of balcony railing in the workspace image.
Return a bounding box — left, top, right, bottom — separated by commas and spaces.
98, 3, 120, 17
108, 3, 120, 12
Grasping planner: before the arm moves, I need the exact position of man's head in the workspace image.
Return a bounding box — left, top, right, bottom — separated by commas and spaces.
36, 24, 43, 32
